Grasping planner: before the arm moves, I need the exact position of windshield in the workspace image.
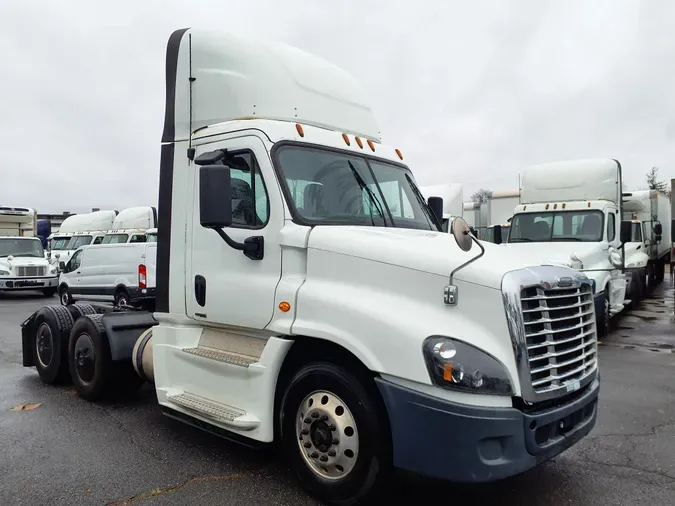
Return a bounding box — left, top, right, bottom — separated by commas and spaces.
147, 233, 157, 243
51, 237, 71, 250
102, 234, 129, 244
67, 235, 93, 250
509, 210, 604, 243
274, 145, 439, 230
0, 238, 44, 258
630, 223, 643, 242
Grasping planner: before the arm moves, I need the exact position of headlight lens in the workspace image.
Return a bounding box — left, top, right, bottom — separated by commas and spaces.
49, 266, 56, 274
0, 270, 9, 276
423, 336, 513, 396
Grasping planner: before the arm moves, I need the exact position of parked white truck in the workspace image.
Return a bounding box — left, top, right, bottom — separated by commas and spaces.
505, 159, 630, 336
20, 28, 600, 505
0, 207, 58, 296
52, 210, 119, 268
622, 190, 671, 288
101, 206, 157, 244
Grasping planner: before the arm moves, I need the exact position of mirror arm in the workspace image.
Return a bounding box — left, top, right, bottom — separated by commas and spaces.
212, 228, 265, 261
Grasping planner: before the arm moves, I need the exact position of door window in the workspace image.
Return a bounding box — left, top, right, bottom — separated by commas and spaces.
226, 151, 270, 228
70, 250, 83, 270
607, 213, 616, 241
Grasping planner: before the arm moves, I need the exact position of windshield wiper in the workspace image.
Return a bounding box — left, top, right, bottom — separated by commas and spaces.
509, 238, 535, 243
405, 173, 439, 230
347, 161, 387, 226
555, 237, 584, 242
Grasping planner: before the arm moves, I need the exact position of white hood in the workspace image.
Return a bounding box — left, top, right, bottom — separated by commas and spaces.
306, 226, 573, 289
501, 241, 614, 271
0, 255, 51, 272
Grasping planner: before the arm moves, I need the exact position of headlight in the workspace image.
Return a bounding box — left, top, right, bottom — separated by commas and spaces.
0, 270, 9, 276
49, 266, 57, 274
422, 336, 513, 396
608, 247, 622, 268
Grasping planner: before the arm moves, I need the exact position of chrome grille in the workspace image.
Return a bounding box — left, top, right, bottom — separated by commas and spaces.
15, 266, 46, 277
520, 284, 597, 394
502, 267, 599, 404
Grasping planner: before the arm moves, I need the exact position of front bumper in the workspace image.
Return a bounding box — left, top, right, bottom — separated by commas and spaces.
375, 376, 599, 483
0, 276, 58, 290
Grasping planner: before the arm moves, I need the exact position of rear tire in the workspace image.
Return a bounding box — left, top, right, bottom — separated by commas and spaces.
32, 306, 74, 384
68, 314, 143, 401
67, 303, 98, 320
279, 362, 391, 506
114, 288, 130, 307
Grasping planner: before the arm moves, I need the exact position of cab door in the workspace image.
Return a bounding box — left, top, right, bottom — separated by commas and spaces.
186, 134, 283, 330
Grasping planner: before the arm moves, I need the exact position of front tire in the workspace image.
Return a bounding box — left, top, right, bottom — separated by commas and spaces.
42, 287, 57, 298
280, 362, 391, 506
597, 291, 611, 337
59, 286, 73, 306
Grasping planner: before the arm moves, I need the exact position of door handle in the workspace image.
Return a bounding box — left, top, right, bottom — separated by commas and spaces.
194, 275, 206, 307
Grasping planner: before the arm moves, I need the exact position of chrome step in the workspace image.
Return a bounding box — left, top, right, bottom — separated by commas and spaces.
167, 392, 259, 430
183, 346, 257, 367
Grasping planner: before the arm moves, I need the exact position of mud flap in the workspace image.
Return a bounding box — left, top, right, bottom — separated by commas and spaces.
20, 312, 37, 367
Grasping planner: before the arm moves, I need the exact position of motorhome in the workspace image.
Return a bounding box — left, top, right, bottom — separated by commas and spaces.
622, 189, 671, 288
20, 29, 600, 505
420, 184, 463, 232
505, 159, 630, 336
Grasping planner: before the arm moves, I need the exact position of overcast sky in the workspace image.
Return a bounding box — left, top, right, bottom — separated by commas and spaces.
2, 0, 675, 213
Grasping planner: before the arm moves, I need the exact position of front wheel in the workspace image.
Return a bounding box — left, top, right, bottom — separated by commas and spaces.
280, 362, 391, 506
42, 287, 57, 298
597, 291, 611, 337
59, 286, 73, 306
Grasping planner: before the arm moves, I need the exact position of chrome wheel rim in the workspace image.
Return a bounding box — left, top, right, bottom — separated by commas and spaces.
295, 390, 359, 480
61, 291, 69, 305
35, 322, 54, 368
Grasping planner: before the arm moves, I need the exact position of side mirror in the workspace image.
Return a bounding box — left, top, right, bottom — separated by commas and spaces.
198, 164, 264, 261
59, 261, 67, 272
427, 196, 444, 226
493, 225, 503, 245
654, 222, 663, 235
199, 165, 233, 229
620, 220, 632, 244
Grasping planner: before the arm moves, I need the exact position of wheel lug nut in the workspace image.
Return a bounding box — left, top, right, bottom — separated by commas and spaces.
329, 424, 336, 431
321, 415, 328, 421
303, 442, 311, 448
332, 438, 339, 445
311, 412, 319, 418
304, 418, 311, 424
301, 429, 309, 435
311, 452, 319, 458
328, 450, 336, 457
320, 455, 328, 462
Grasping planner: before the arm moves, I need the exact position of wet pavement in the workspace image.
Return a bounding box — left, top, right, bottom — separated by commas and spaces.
1, 287, 674, 506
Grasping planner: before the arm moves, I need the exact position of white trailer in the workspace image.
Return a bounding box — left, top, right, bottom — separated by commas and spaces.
0, 206, 37, 237
505, 159, 630, 336
21, 28, 600, 505
622, 189, 671, 286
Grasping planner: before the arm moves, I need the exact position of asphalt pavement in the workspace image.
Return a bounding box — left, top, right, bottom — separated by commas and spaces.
1, 286, 674, 506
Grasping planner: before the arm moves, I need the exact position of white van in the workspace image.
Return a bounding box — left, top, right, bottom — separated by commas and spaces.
57, 242, 156, 308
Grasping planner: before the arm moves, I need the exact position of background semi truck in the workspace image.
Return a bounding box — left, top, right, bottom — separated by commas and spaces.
622, 189, 671, 288
20, 28, 600, 505
505, 159, 630, 336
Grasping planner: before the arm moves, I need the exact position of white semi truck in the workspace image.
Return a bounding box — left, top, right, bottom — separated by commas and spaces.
0, 206, 58, 296
505, 159, 630, 336
622, 189, 671, 288
20, 29, 600, 505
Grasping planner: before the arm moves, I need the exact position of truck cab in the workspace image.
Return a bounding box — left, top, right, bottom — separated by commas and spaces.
20, 28, 601, 505
505, 159, 630, 336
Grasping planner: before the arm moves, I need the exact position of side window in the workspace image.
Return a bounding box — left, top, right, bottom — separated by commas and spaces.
227, 151, 270, 228
93, 236, 103, 245
607, 212, 616, 241
71, 250, 83, 270
130, 234, 146, 243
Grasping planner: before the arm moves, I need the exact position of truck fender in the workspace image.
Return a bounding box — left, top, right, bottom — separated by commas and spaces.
21, 312, 38, 367
99, 311, 159, 361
